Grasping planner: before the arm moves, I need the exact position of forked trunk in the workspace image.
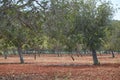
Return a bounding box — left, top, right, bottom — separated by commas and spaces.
57, 53, 62, 57
18, 45, 24, 64
91, 49, 99, 65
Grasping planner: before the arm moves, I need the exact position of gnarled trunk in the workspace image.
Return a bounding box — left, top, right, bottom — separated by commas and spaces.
91, 49, 99, 65
111, 50, 115, 58
18, 45, 24, 64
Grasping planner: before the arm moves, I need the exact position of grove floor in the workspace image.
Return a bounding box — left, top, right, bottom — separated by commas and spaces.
0, 54, 120, 80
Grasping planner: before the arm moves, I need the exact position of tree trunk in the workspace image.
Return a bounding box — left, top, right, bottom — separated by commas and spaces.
91, 49, 99, 65
4, 50, 7, 59
71, 54, 75, 61
38, 52, 41, 57
34, 51, 37, 60
18, 45, 24, 64
111, 50, 115, 58
69, 52, 75, 61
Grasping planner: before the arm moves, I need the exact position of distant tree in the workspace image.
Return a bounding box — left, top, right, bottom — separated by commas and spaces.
104, 20, 120, 58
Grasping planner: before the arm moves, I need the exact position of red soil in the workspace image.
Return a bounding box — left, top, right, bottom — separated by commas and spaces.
0, 54, 120, 80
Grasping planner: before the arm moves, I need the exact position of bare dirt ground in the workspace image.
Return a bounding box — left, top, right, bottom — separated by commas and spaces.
0, 54, 120, 80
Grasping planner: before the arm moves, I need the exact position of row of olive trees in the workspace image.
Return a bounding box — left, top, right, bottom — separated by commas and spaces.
0, 0, 115, 65
104, 20, 120, 58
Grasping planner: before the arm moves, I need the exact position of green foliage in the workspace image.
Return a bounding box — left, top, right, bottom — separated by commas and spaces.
74, 0, 113, 50
104, 20, 120, 51
0, 0, 116, 52
0, 0, 117, 64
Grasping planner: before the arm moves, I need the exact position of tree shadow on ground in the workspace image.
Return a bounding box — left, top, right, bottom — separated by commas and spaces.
0, 62, 120, 68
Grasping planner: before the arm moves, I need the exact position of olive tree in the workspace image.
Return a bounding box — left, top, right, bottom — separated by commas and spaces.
74, 0, 113, 65
0, 0, 41, 63
104, 20, 120, 58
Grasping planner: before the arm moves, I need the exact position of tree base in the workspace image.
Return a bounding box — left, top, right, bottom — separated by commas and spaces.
93, 62, 100, 65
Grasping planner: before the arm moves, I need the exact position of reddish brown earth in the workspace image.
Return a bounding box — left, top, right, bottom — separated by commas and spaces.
0, 54, 120, 80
